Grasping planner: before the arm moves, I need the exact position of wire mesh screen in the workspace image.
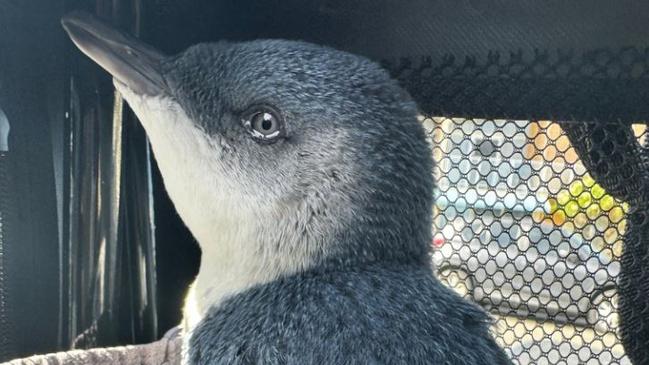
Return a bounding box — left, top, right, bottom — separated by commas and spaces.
424, 117, 648, 365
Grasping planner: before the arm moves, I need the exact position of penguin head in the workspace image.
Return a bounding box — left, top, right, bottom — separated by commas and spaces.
62, 13, 434, 281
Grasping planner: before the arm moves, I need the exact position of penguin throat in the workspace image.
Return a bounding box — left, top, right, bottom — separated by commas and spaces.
184, 232, 277, 331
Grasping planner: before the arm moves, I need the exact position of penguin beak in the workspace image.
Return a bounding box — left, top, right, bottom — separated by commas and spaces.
61, 11, 168, 96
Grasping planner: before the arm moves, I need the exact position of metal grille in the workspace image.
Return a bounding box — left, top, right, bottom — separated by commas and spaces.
425, 117, 648, 365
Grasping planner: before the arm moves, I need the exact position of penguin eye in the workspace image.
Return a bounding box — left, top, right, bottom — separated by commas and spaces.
242, 107, 284, 142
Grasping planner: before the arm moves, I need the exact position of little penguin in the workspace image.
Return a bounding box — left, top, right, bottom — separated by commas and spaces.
62, 12, 513, 365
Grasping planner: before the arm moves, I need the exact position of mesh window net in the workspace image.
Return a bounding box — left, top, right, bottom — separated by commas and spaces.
422, 117, 648, 365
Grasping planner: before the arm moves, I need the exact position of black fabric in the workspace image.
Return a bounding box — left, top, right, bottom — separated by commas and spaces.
0, 0, 161, 358
61, 1, 160, 349
385, 48, 649, 123
561, 122, 649, 365
0, 0, 65, 360
0, 152, 14, 361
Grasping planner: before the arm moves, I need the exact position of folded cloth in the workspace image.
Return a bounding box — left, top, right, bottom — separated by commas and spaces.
3, 328, 182, 365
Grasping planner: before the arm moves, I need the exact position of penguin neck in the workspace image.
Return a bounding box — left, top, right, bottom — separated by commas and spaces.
115, 91, 302, 331
175, 186, 307, 333
185, 227, 278, 332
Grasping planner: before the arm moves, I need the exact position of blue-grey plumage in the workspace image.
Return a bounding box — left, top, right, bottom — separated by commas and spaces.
190, 265, 512, 365
61, 12, 512, 365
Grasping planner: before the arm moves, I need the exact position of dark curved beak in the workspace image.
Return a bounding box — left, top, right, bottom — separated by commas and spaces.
61, 11, 168, 96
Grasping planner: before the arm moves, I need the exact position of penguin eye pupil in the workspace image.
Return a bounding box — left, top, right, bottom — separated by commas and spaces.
252, 112, 278, 135
244, 107, 284, 142
261, 117, 273, 131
